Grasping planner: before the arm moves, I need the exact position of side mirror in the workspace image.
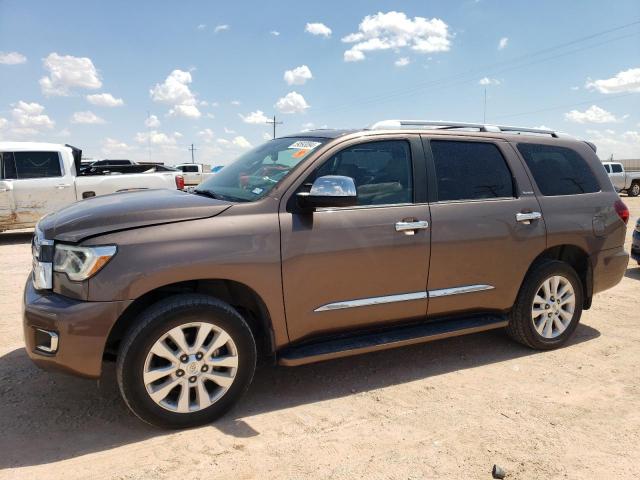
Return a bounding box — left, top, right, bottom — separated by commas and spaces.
297, 175, 357, 209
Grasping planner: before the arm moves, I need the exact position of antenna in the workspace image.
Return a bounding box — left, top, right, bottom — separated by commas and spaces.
188, 143, 198, 163
265, 115, 283, 139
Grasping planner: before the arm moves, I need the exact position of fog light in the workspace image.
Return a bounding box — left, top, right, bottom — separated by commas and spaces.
34, 328, 58, 354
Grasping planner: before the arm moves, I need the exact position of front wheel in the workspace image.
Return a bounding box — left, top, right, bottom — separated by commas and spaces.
628, 182, 640, 197
117, 294, 257, 428
507, 260, 583, 350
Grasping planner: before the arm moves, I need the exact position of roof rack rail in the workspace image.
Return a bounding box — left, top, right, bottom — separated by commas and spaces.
367, 120, 563, 138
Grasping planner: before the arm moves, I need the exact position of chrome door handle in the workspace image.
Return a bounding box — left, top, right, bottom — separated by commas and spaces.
516, 211, 542, 224
395, 220, 429, 235
55, 184, 71, 189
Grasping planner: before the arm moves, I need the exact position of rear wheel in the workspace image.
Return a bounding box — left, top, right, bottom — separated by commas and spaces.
628, 181, 640, 197
507, 260, 583, 350
117, 294, 256, 428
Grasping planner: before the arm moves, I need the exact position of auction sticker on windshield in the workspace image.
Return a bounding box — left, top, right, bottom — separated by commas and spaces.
288, 140, 322, 150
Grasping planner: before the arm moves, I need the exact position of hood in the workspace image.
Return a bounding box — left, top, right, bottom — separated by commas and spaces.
39, 189, 231, 242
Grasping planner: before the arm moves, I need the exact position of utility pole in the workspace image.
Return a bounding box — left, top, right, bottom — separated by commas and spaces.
188, 144, 197, 163
483, 87, 487, 124
266, 115, 283, 139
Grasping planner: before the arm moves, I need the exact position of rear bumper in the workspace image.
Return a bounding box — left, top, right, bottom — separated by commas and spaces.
591, 246, 629, 294
631, 231, 640, 263
23, 280, 131, 378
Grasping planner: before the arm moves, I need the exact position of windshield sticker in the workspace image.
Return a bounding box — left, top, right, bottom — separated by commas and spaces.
292, 149, 310, 159
288, 140, 322, 150
251, 187, 264, 195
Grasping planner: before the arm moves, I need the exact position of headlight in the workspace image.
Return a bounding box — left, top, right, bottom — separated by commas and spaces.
53, 244, 117, 281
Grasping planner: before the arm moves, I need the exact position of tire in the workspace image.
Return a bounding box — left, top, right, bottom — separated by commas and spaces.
628, 181, 640, 197
507, 260, 583, 350
117, 294, 257, 429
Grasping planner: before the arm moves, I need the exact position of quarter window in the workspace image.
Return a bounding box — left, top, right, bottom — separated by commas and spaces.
430, 140, 514, 201
312, 140, 413, 206
517, 144, 599, 196
12, 151, 62, 179
611, 164, 623, 173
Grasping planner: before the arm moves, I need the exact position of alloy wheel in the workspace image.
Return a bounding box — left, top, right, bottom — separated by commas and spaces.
143, 322, 238, 413
531, 275, 576, 339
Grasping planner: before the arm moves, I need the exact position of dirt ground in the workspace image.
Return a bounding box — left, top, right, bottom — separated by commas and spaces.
1, 198, 639, 480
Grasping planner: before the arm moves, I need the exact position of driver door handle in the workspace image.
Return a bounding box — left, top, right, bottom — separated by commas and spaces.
55, 184, 71, 189
516, 211, 542, 224
395, 220, 429, 235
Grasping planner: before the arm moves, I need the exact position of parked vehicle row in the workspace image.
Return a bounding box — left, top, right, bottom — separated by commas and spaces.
22, 121, 630, 428
175, 163, 214, 186
603, 161, 640, 197
0, 142, 185, 232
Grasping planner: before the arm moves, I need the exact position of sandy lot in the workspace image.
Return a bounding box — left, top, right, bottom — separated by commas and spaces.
1, 198, 639, 480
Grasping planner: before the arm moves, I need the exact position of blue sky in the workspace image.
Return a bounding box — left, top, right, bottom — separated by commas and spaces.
1, 0, 639, 164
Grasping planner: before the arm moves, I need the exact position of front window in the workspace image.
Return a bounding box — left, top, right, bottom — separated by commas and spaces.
195, 137, 326, 201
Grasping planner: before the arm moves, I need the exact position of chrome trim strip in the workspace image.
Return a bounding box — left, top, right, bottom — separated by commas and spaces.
314, 291, 427, 312
314, 284, 494, 312
428, 284, 494, 298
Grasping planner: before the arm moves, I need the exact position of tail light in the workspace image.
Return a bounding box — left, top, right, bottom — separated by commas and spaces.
614, 199, 629, 225
175, 175, 185, 190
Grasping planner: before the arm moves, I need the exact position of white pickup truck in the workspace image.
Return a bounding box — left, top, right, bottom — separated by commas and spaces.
0, 142, 185, 232
175, 163, 214, 186
603, 161, 640, 197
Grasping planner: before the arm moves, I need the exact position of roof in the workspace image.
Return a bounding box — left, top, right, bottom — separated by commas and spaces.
0, 141, 70, 151
281, 129, 357, 139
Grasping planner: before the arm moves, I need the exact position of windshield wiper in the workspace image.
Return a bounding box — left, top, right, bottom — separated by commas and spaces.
193, 189, 248, 202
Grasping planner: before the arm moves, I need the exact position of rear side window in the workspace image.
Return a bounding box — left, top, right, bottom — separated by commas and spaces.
430, 140, 514, 201
181, 165, 199, 173
12, 151, 62, 179
1, 152, 17, 179
603, 164, 611, 173
517, 144, 599, 196
611, 164, 623, 173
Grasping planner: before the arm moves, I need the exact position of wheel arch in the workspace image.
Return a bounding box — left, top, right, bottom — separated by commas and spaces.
105, 279, 276, 361
522, 244, 592, 309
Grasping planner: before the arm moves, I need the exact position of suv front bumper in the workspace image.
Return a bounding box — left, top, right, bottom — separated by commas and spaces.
23, 280, 131, 378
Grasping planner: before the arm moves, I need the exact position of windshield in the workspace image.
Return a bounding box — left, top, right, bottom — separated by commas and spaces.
195, 137, 326, 201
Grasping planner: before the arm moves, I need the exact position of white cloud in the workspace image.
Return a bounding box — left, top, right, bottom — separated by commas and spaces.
0, 101, 55, 137
284, 65, 313, 85
302, 122, 315, 130
479, 77, 500, 85
395, 57, 410, 67
342, 11, 451, 62
135, 130, 180, 146
275, 91, 309, 114
102, 137, 132, 155
0, 51, 27, 65
0, 117, 7, 129
39, 53, 101, 96
585, 67, 640, 94
71, 111, 106, 124
305, 22, 332, 37
214, 24, 230, 33
217, 138, 230, 146
564, 105, 620, 124
498, 37, 508, 50
240, 110, 270, 124
197, 24, 206, 30
86, 92, 124, 107
198, 128, 215, 142
262, 132, 272, 140
224, 127, 236, 134
586, 129, 640, 159
270, 30, 280, 36
150, 69, 201, 119
232, 136, 252, 149
571, 86, 580, 91
206, 113, 215, 119
145, 114, 160, 128
230, 100, 241, 106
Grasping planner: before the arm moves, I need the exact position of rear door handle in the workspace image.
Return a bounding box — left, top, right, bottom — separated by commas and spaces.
516, 211, 542, 224
55, 184, 71, 189
395, 220, 429, 235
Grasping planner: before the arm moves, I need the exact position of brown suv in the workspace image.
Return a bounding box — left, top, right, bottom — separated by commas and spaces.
24, 120, 630, 428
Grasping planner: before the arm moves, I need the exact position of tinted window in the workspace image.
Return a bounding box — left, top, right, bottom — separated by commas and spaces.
611, 164, 623, 173
13, 151, 62, 179
430, 141, 514, 201
181, 165, 199, 173
603, 164, 611, 173
1, 152, 17, 179
517, 144, 599, 196
312, 140, 413, 205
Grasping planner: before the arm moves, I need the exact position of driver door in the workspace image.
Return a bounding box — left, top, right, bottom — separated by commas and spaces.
279, 136, 431, 342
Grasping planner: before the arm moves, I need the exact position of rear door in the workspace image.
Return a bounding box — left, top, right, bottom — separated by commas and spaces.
609, 163, 625, 190
422, 136, 547, 317
280, 136, 431, 341
9, 150, 76, 225
0, 152, 16, 229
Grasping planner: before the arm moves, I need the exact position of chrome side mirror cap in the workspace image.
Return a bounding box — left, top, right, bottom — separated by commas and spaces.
297, 175, 358, 209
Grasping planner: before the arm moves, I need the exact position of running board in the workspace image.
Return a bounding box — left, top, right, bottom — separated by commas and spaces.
278, 315, 508, 366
